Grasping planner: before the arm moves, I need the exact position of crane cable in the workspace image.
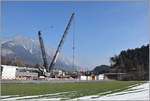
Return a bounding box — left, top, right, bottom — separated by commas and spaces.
72, 13, 75, 71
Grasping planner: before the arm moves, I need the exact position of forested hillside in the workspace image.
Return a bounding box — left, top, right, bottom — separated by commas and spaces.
110, 44, 149, 80
92, 65, 110, 74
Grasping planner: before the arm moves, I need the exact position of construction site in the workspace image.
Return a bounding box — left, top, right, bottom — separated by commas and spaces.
1, 1, 149, 100
1, 13, 107, 81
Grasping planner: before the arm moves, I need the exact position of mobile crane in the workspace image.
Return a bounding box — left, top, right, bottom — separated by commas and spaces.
38, 31, 49, 76
38, 13, 75, 77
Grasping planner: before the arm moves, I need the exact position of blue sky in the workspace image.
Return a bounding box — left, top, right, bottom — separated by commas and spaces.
1, 1, 149, 69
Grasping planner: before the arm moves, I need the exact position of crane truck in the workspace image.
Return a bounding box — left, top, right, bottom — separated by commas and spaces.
38, 13, 75, 77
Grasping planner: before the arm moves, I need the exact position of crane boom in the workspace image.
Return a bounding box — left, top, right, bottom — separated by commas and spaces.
48, 13, 75, 72
38, 31, 48, 72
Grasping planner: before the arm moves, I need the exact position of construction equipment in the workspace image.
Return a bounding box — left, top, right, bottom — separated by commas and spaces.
38, 13, 75, 76
48, 13, 75, 72
38, 31, 49, 75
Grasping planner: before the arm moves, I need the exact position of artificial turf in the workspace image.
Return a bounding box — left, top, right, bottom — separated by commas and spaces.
1, 81, 144, 98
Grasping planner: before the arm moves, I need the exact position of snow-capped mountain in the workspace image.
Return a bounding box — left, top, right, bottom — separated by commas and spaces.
1, 35, 76, 71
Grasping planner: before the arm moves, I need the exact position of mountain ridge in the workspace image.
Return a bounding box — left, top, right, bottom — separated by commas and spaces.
1, 35, 76, 71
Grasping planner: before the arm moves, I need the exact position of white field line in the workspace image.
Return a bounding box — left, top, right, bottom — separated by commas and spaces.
96, 83, 145, 96
2, 91, 76, 101
1, 95, 19, 99
19, 98, 66, 101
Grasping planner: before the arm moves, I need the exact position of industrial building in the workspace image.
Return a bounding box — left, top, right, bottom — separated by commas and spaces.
1, 65, 109, 81
1, 65, 39, 80
0, 65, 70, 80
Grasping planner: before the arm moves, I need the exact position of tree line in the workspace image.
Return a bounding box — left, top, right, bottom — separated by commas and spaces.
109, 44, 149, 80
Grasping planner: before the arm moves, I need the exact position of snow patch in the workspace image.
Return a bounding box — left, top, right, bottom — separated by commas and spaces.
23, 45, 27, 50
72, 82, 149, 101
1, 49, 14, 55
9, 42, 15, 46
29, 48, 33, 54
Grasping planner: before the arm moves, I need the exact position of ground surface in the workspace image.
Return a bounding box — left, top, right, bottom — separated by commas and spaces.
1, 80, 148, 101
72, 82, 149, 101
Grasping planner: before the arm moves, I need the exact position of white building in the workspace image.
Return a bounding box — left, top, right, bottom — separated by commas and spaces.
80, 74, 105, 80
80, 75, 87, 80
97, 74, 105, 80
1, 65, 38, 80
1, 65, 18, 79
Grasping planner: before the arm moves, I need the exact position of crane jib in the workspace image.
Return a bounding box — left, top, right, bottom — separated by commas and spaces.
38, 31, 48, 71
48, 13, 75, 72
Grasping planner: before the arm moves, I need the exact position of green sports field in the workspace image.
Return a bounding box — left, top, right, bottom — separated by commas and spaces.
1, 81, 144, 98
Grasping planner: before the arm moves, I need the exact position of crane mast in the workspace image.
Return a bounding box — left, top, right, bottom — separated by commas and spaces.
48, 13, 75, 72
38, 31, 48, 72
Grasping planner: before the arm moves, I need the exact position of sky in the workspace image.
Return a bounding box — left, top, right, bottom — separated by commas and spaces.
1, 1, 149, 70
